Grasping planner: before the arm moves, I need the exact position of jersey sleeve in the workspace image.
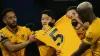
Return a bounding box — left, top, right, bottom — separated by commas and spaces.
83, 29, 99, 45
0, 34, 8, 44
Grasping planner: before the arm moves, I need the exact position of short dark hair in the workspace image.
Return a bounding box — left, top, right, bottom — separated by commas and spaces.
41, 10, 56, 19
67, 6, 77, 12
26, 23, 36, 31
1, 8, 14, 19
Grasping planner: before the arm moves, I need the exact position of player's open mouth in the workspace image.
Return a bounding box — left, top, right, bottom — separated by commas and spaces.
72, 19, 77, 22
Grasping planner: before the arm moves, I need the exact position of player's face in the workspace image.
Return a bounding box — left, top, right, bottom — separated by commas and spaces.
41, 14, 53, 26
4, 11, 17, 28
66, 9, 83, 26
66, 9, 79, 20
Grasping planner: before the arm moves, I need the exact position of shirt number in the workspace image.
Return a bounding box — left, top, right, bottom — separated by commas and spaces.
49, 28, 64, 46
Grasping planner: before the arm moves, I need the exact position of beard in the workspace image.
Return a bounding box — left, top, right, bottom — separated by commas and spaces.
8, 23, 17, 28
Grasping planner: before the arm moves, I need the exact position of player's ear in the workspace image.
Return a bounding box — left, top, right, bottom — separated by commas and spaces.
3, 18, 7, 24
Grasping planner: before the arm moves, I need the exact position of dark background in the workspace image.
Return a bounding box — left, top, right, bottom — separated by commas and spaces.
0, 0, 100, 56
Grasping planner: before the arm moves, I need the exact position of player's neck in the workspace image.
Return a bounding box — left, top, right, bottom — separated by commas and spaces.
89, 14, 96, 24
6, 25, 18, 34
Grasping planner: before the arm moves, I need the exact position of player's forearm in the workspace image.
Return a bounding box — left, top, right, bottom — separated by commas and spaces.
3, 41, 29, 53
10, 41, 29, 52
0, 35, 30, 52
71, 42, 90, 56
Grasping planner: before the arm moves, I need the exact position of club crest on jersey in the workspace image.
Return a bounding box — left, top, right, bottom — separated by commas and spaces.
86, 37, 93, 42
21, 34, 24, 38
89, 32, 92, 34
